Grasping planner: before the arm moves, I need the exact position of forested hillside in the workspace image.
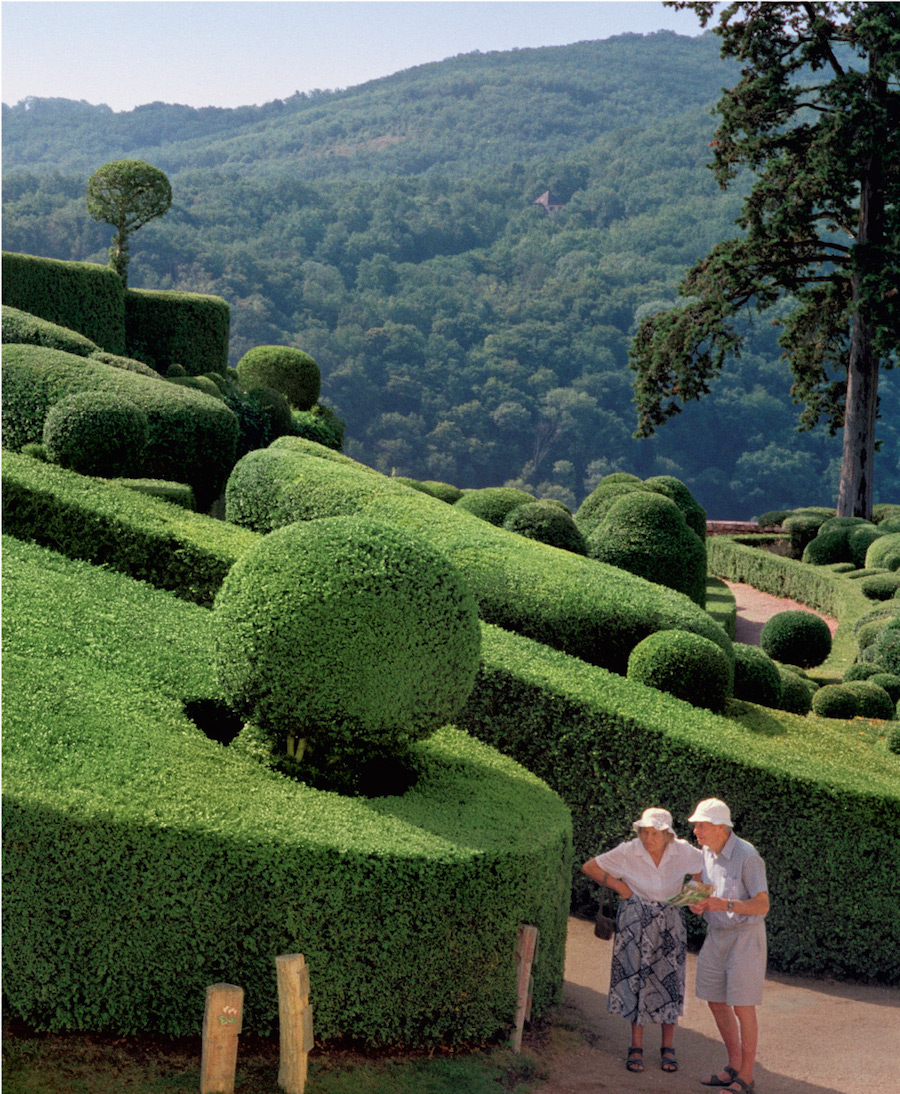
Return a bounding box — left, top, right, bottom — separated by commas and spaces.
4, 31, 897, 514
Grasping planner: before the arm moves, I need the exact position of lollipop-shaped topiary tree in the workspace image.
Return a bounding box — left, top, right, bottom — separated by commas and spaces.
214, 515, 482, 794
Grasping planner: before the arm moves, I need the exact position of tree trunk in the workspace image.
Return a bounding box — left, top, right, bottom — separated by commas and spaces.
836, 52, 886, 521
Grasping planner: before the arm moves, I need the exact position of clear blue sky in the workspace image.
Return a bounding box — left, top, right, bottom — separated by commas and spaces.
2, 1, 704, 113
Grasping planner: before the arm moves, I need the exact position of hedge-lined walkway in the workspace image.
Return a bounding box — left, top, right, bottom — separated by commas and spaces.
725, 580, 838, 646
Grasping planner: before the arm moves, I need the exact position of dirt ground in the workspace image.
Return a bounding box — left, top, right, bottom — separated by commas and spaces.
529, 584, 897, 1094
534, 916, 899, 1094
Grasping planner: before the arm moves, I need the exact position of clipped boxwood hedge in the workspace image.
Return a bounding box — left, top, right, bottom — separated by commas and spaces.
2, 536, 571, 1044
224, 439, 732, 674
2, 304, 101, 356
1, 452, 257, 606
2, 251, 126, 354
456, 624, 900, 982
125, 288, 230, 376
2, 343, 238, 508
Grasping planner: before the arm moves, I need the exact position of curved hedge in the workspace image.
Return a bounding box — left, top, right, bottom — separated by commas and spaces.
3, 536, 571, 1044
42, 390, 149, 477
454, 486, 535, 526
224, 440, 732, 674
2, 343, 238, 509
1, 304, 100, 356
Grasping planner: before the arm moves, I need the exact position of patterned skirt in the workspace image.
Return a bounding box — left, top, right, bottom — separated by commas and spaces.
607, 895, 687, 1026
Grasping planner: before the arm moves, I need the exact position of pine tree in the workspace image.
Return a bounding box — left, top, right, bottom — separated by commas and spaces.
630, 2, 899, 517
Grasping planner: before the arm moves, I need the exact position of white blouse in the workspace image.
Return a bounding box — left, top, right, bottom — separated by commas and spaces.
593, 837, 704, 903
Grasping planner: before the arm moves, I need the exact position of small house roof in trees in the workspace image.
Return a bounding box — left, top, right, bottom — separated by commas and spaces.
533, 190, 565, 214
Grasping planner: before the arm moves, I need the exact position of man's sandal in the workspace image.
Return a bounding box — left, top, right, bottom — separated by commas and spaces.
660, 1047, 678, 1072
626, 1047, 644, 1072
701, 1066, 738, 1086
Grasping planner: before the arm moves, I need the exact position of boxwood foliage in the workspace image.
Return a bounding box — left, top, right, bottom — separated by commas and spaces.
503, 500, 588, 555
1, 452, 257, 606
124, 288, 230, 376
236, 345, 321, 411
2, 343, 238, 508
627, 629, 732, 711
866, 533, 900, 571
42, 390, 149, 477
456, 624, 900, 982
2, 536, 571, 1043
2, 251, 126, 353
2, 304, 100, 356
214, 516, 482, 787
454, 486, 536, 526
760, 611, 833, 669
731, 643, 783, 709
224, 439, 732, 675
585, 491, 707, 607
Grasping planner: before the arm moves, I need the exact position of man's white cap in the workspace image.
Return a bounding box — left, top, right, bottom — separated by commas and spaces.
633, 807, 675, 833
688, 798, 733, 827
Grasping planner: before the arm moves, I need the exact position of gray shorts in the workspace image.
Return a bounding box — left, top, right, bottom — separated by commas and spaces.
696, 923, 767, 1006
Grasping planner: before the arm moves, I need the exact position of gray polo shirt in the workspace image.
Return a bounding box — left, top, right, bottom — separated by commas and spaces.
701, 832, 768, 930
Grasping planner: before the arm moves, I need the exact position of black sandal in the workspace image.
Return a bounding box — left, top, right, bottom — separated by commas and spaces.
626, 1047, 644, 1072
660, 1046, 678, 1072
701, 1065, 739, 1087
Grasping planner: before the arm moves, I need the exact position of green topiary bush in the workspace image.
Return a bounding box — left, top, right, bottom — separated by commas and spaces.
811, 684, 860, 719
418, 480, 464, 504
42, 391, 149, 478
236, 345, 321, 410
760, 610, 832, 668
626, 629, 732, 711
2, 304, 100, 356
888, 726, 900, 755
870, 673, 900, 707
802, 529, 852, 566
643, 474, 707, 539
90, 350, 160, 378
864, 620, 900, 674
781, 509, 835, 559
290, 404, 345, 451
866, 533, 900, 572
586, 491, 707, 607
756, 509, 791, 528
454, 486, 535, 526
214, 516, 481, 793
775, 668, 815, 715
849, 525, 884, 568
503, 500, 587, 555
574, 477, 653, 538
861, 573, 900, 601
842, 681, 896, 721
732, 644, 783, 708
844, 663, 884, 682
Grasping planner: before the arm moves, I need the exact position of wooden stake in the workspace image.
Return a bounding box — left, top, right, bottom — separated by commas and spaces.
512, 925, 538, 1053
276, 953, 314, 1094
200, 983, 243, 1094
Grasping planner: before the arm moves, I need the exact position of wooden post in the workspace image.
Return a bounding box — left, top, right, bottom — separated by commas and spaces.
276, 953, 314, 1094
512, 925, 538, 1053
200, 983, 243, 1094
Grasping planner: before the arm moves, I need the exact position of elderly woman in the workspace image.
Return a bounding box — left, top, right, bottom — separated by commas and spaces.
581, 807, 703, 1074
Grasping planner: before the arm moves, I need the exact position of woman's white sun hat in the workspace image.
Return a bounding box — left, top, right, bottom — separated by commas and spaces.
633, 807, 675, 833
688, 798, 734, 828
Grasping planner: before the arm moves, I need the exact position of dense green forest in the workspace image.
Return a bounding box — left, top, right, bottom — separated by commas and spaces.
4, 31, 897, 514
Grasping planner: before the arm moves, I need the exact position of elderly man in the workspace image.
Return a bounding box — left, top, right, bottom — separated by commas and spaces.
688, 798, 769, 1094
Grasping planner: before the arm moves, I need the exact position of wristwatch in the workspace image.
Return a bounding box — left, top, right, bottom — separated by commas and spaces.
727, 899, 734, 913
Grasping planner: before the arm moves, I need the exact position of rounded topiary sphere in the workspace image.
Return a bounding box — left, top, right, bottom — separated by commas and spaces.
586, 491, 707, 607
860, 573, 900, 601
844, 662, 883, 682
865, 533, 900, 572
574, 479, 651, 537
842, 681, 896, 721
454, 487, 535, 527
627, 629, 732, 711
811, 684, 860, 720
870, 673, 900, 707
236, 345, 321, 410
865, 621, 900, 674
42, 390, 149, 477
776, 668, 814, 715
503, 501, 587, 555
214, 516, 481, 768
848, 525, 883, 568
732, 644, 783, 708
759, 610, 832, 669
643, 474, 707, 539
